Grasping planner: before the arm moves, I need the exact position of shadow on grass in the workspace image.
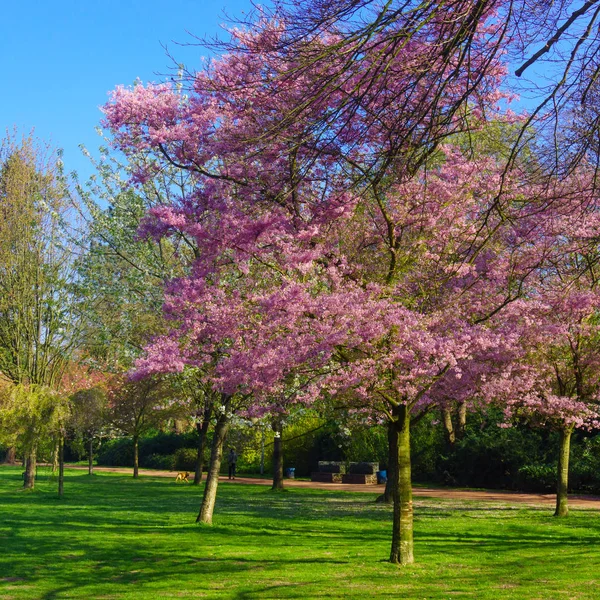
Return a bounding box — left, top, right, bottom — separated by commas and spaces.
1, 467, 600, 598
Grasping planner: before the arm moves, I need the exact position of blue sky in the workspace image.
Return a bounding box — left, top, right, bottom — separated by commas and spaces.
0, 0, 252, 183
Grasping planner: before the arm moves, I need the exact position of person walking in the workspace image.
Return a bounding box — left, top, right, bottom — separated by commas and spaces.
228, 448, 238, 479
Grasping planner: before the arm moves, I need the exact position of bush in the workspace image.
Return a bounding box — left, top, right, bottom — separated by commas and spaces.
174, 448, 197, 471
516, 464, 556, 492
140, 431, 197, 457
97, 431, 201, 469
96, 438, 134, 467
145, 453, 177, 471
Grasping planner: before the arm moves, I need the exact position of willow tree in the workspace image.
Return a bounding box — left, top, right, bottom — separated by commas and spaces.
0, 133, 80, 488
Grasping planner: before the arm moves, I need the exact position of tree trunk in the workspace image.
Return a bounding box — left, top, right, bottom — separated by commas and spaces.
389, 405, 414, 565
376, 422, 397, 504
51, 439, 59, 473
554, 426, 572, 517
196, 412, 229, 525
88, 437, 94, 476
442, 407, 455, 447
272, 420, 284, 491
456, 402, 467, 440
23, 446, 36, 490
193, 410, 211, 485
5, 446, 16, 464
133, 434, 139, 479
58, 434, 65, 498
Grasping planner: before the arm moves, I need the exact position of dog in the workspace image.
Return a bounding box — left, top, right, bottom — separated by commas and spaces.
175, 471, 190, 483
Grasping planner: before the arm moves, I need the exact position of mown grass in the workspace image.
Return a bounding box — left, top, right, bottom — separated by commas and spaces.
0, 466, 598, 599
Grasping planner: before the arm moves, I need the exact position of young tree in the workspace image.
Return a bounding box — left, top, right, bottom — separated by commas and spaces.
0, 384, 69, 490
172, 367, 215, 485
107, 375, 183, 478
70, 386, 109, 475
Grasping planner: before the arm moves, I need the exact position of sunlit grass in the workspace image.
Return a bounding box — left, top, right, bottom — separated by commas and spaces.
0, 466, 598, 599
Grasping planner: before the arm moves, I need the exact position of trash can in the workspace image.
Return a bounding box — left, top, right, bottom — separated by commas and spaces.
376, 470, 387, 484
285, 467, 296, 479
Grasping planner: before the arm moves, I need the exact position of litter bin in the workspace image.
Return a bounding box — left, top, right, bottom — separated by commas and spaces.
285, 467, 296, 479
376, 470, 387, 484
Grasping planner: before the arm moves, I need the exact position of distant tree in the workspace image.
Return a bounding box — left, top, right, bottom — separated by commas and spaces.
0, 132, 81, 489
0, 384, 70, 490
74, 141, 197, 370
70, 386, 109, 475
107, 375, 184, 478
488, 277, 600, 517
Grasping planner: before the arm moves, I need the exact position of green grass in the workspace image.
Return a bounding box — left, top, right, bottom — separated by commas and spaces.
0, 466, 599, 599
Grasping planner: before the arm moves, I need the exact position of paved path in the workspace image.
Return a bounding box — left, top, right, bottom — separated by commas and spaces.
63, 465, 600, 508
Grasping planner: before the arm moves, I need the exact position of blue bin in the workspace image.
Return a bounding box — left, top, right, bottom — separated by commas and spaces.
285, 467, 296, 479
376, 470, 387, 484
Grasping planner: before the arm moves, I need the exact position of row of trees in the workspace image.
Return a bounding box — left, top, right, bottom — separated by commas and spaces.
101, 1, 600, 567
5, 0, 600, 569
0, 133, 191, 490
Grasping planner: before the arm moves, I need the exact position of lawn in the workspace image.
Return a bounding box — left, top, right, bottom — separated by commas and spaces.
0, 467, 598, 599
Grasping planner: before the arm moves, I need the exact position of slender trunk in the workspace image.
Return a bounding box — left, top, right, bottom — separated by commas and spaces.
442, 407, 455, 447
272, 420, 284, 491
58, 434, 65, 498
196, 412, 229, 525
389, 405, 414, 565
5, 446, 16, 464
51, 439, 59, 473
193, 413, 211, 485
88, 438, 94, 475
260, 426, 265, 475
377, 422, 397, 504
133, 434, 139, 479
456, 402, 467, 440
23, 446, 36, 489
554, 426, 572, 518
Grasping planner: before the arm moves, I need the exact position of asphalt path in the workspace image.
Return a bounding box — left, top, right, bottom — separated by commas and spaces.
62, 465, 600, 508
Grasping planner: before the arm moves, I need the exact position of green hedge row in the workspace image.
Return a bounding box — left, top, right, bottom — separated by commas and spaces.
96, 431, 201, 472
90, 411, 600, 494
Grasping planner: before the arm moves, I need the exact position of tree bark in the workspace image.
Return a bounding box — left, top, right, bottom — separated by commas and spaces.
88, 437, 94, 475
58, 434, 65, 498
23, 446, 36, 490
51, 439, 59, 473
193, 408, 211, 485
4, 446, 16, 464
389, 405, 414, 565
196, 411, 229, 525
554, 426, 572, 517
376, 422, 397, 504
442, 407, 456, 447
456, 401, 467, 440
271, 420, 284, 491
133, 434, 139, 479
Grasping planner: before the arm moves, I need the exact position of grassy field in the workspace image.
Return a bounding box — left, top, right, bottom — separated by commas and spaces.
0, 467, 599, 599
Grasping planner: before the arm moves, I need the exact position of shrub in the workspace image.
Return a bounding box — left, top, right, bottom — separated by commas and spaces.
145, 453, 177, 471
96, 438, 134, 466
97, 431, 201, 468
516, 464, 556, 492
174, 448, 197, 471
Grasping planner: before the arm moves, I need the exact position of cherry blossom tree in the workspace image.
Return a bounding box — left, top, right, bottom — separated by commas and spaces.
484, 199, 600, 517
100, 13, 600, 565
